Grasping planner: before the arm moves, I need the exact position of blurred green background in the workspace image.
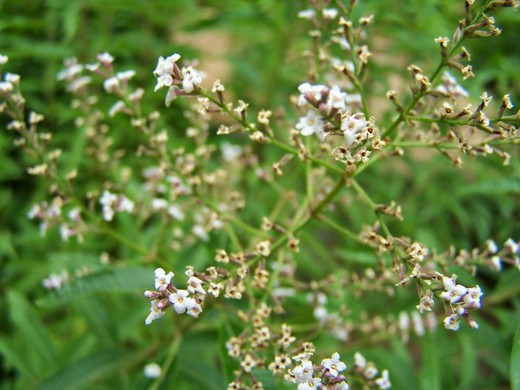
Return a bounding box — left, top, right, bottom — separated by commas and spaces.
1, 0, 519, 389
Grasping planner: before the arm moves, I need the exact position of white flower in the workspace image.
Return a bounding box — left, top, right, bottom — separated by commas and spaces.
117, 195, 134, 213
375, 370, 391, 389
504, 238, 519, 253
485, 239, 498, 254
181, 66, 203, 93
154, 268, 174, 291
187, 276, 206, 295
0, 81, 13, 93
167, 205, 185, 220
208, 282, 221, 297
296, 110, 325, 141
168, 289, 196, 314
151, 198, 168, 210
165, 86, 179, 106
443, 313, 460, 331
97, 52, 114, 65
153, 54, 180, 91
321, 352, 347, 377
221, 142, 242, 161
327, 85, 347, 111
109, 101, 126, 117
103, 76, 119, 93
5, 73, 20, 84
298, 9, 315, 19
0, 54, 8, 64
293, 360, 314, 383
341, 114, 367, 146
322, 8, 338, 20
436, 71, 468, 97
144, 363, 162, 378
333, 382, 350, 390
186, 302, 203, 318
490, 256, 502, 271
145, 299, 165, 325
155, 73, 174, 92
298, 378, 322, 390
297, 83, 327, 106
314, 306, 328, 321
354, 352, 366, 369
411, 311, 425, 336
463, 285, 483, 309
439, 276, 467, 304
116, 70, 136, 82
154, 53, 180, 76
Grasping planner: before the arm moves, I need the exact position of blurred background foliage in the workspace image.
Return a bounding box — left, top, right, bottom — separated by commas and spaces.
0, 0, 519, 389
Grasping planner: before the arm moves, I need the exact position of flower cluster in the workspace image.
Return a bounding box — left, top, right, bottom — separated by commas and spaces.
439, 275, 483, 331
296, 82, 373, 147
99, 190, 135, 222
287, 352, 349, 390
153, 53, 205, 106
353, 352, 391, 390
144, 267, 206, 324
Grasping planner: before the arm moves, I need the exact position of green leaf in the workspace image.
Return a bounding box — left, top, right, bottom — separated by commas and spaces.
7, 291, 60, 374
0, 337, 36, 379
37, 348, 146, 390
459, 332, 476, 389
456, 178, 520, 197
512, 322, 520, 390
420, 331, 441, 390
36, 266, 153, 308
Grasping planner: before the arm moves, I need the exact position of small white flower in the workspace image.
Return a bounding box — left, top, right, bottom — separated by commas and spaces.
333, 382, 350, 390
103, 76, 119, 93
504, 238, 519, 254
440, 276, 467, 304
326, 85, 347, 111
443, 313, 460, 331
375, 370, 391, 389
293, 360, 314, 383
165, 86, 179, 106
169, 289, 196, 314
116, 70, 135, 82
463, 285, 483, 309
0, 81, 13, 93
181, 66, 203, 93
5, 73, 20, 84
321, 352, 347, 377
490, 256, 502, 271
186, 303, 203, 318
187, 276, 206, 295
341, 114, 367, 146
144, 362, 162, 378
154, 268, 174, 291
411, 311, 425, 336
145, 299, 165, 325
296, 110, 325, 141
167, 205, 185, 220
322, 8, 338, 20
0, 54, 8, 64
97, 52, 114, 65
485, 239, 498, 254
298, 9, 315, 19
108, 100, 126, 117
354, 352, 366, 369
298, 378, 322, 390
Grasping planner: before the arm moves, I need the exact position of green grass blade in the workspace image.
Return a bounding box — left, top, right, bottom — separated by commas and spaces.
512, 322, 520, 390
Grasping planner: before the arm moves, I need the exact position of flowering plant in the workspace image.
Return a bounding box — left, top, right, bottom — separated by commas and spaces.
1, 0, 519, 389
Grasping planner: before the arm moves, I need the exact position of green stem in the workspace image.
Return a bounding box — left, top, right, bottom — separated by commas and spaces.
319, 214, 365, 245
382, 5, 493, 139
147, 330, 182, 390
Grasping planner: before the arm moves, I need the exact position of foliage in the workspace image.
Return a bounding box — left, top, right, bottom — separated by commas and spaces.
1, 0, 520, 389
